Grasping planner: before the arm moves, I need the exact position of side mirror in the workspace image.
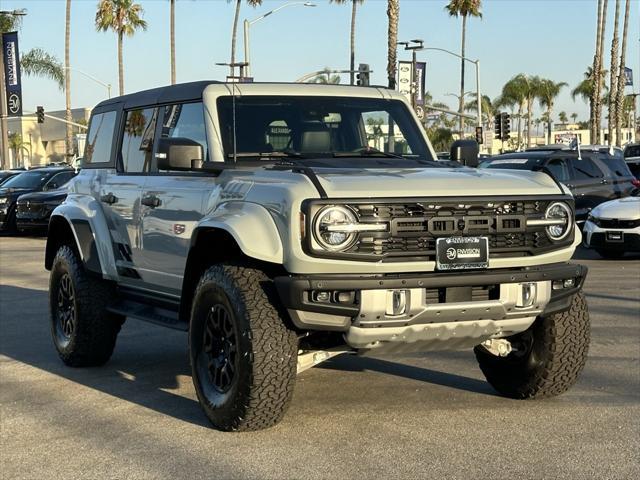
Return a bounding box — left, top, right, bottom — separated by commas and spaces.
44, 182, 58, 191
157, 137, 204, 171
450, 139, 480, 167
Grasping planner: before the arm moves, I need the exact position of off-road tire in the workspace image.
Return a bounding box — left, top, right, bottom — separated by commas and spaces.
49, 245, 124, 366
189, 264, 298, 432
595, 248, 625, 259
475, 292, 590, 399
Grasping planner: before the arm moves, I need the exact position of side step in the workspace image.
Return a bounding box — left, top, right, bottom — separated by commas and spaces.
108, 289, 187, 331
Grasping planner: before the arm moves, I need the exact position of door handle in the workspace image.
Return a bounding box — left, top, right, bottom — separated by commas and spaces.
601, 179, 608, 184
141, 195, 161, 208
100, 193, 118, 205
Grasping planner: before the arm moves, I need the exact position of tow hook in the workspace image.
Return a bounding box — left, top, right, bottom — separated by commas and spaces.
481, 339, 513, 357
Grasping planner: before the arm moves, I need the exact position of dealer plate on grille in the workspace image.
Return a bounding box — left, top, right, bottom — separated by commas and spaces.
436, 237, 489, 270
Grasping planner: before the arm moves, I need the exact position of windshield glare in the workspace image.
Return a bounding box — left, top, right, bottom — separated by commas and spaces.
1, 171, 51, 189
216, 96, 434, 163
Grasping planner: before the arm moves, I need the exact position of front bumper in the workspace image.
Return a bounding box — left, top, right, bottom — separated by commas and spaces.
275, 263, 587, 351
583, 220, 640, 251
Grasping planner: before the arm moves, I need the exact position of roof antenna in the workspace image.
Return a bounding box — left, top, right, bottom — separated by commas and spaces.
217, 61, 249, 163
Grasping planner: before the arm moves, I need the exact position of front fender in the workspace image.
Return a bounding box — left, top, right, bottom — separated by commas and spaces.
48, 193, 118, 280
194, 201, 284, 264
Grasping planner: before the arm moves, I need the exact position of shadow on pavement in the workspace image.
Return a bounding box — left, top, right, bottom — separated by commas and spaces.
319, 353, 497, 396
0, 283, 210, 428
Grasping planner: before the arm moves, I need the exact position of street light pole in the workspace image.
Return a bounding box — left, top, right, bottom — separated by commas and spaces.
418, 46, 482, 129
243, 2, 315, 78
64, 67, 112, 98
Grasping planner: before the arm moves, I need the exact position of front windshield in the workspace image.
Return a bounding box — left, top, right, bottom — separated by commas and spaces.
1, 170, 51, 189
216, 96, 434, 164
481, 157, 544, 170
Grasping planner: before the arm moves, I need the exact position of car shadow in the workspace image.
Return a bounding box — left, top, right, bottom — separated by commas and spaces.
572, 245, 640, 261
318, 352, 497, 396
0, 283, 210, 428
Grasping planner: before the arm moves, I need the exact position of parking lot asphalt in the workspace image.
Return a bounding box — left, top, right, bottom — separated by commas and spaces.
1, 235, 639, 479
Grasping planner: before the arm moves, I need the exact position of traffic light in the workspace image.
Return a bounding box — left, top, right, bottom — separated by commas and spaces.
475, 126, 483, 144
36, 106, 45, 124
500, 112, 511, 140
357, 63, 370, 86
494, 113, 502, 139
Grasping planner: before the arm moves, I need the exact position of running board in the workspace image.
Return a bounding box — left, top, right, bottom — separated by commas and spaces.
108, 299, 187, 331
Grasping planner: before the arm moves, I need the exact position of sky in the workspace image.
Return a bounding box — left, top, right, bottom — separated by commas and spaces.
2, 0, 639, 122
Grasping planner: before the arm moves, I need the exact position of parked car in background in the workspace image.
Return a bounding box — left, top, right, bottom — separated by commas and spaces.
583, 189, 640, 258
0, 167, 77, 232
0, 169, 24, 186
480, 149, 638, 221
16, 181, 73, 233
623, 143, 640, 179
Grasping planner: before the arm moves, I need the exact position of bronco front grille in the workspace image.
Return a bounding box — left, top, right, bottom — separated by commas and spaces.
304, 197, 574, 261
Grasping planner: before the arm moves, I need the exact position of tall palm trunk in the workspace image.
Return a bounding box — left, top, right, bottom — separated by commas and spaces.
458, 14, 466, 137
386, 0, 399, 89
595, 0, 609, 143
527, 97, 534, 147
117, 30, 124, 95
608, 0, 620, 145
170, 0, 176, 84
349, 1, 357, 85
546, 107, 552, 144
590, 0, 603, 143
230, 0, 241, 78
615, 0, 631, 146
517, 103, 524, 147
65, 0, 72, 159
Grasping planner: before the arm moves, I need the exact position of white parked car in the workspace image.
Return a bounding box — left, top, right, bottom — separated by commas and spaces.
583, 190, 640, 258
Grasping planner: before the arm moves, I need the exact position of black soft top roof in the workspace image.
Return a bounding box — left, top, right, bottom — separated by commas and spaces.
94, 80, 222, 110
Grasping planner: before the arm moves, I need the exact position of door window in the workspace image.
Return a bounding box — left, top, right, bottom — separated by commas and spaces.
84, 111, 117, 165
571, 157, 604, 180
121, 108, 158, 173
546, 158, 570, 182
159, 103, 208, 161
47, 171, 76, 189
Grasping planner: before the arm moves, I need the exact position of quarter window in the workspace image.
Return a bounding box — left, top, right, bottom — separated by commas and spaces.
121, 108, 158, 173
546, 158, 570, 182
84, 111, 117, 165
571, 157, 603, 180
160, 102, 208, 160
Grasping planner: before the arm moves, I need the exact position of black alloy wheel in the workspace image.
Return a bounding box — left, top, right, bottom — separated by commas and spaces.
54, 272, 76, 347
202, 304, 238, 393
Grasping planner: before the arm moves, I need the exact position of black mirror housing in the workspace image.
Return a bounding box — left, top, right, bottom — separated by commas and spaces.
157, 137, 204, 171
450, 139, 480, 167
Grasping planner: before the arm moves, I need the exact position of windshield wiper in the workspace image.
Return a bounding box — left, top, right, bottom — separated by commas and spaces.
332, 148, 405, 160
227, 151, 305, 160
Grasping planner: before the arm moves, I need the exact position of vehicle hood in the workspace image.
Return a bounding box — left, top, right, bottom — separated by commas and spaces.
0, 187, 36, 199
17, 189, 67, 203
591, 196, 640, 220
311, 167, 564, 198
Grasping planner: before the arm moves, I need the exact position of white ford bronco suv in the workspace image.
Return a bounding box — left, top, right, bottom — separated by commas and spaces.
45, 82, 589, 431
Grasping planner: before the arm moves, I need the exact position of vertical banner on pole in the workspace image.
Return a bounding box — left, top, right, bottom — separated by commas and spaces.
415, 62, 426, 106
397, 61, 412, 103
2, 31, 23, 117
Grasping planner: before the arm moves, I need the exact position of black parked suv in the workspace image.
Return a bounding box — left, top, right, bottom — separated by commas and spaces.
623, 143, 640, 179
0, 167, 77, 232
16, 183, 72, 233
481, 149, 638, 220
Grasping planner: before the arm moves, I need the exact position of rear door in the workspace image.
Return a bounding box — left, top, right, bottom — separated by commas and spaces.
100, 106, 158, 287
566, 155, 612, 218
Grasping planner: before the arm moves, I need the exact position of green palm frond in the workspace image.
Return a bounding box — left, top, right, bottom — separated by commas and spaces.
445, 0, 482, 18
20, 48, 64, 90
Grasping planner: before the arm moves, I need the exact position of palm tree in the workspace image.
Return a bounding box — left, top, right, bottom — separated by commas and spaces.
445, 0, 482, 137
465, 93, 495, 130
95, 0, 148, 96
559, 111, 568, 125
170, 0, 176, 84
386, 0, 399, 89
309, 68, 341, 84
538, 79, 567, 144
571, 113, 578, 124
1, 15, 64, 89
228, 0, 262, 78
591, 0, 608, 143
608, 0, 621, 145
614, 0, 631, 146
331, 0, 364, 86
500, 75, 528, 148
65, 0, 73, 159
8, 133, 29, 167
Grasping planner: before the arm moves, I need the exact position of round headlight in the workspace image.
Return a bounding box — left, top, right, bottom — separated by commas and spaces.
313, 205, 358, 251
545, 201, 573, 241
